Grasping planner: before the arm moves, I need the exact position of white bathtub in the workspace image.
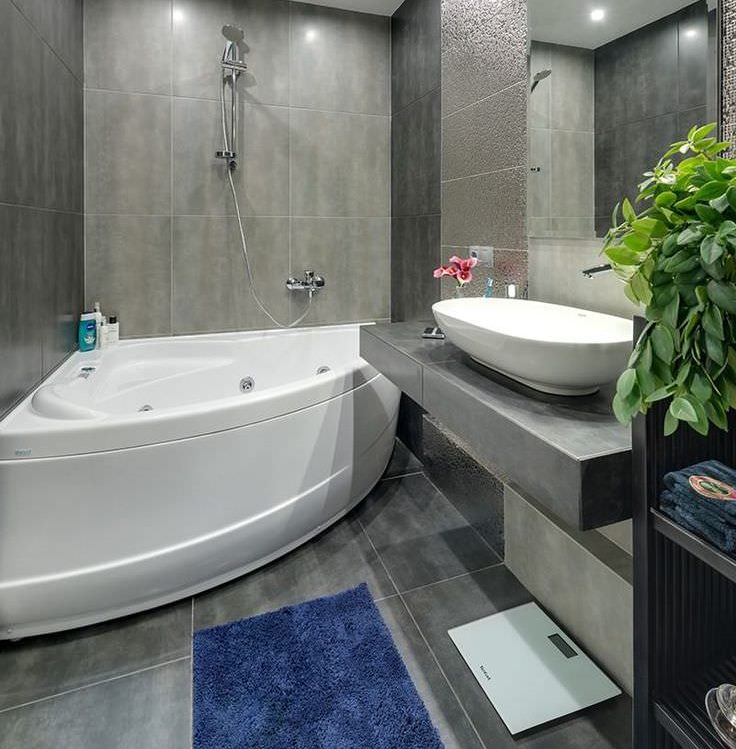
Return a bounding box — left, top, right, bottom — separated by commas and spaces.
0, 324, 400, 639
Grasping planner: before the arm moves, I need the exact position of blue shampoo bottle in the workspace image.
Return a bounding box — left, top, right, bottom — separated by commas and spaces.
78, 312, 97, 352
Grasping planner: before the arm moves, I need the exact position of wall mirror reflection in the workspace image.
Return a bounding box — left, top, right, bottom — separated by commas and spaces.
527, 0, 719, 241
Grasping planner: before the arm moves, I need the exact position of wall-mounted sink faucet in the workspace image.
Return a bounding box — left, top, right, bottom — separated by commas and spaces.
286, 270, 326, 298
582, 264, 612, 279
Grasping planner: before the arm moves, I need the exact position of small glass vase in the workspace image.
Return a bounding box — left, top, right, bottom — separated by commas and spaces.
453, 284, 465, 299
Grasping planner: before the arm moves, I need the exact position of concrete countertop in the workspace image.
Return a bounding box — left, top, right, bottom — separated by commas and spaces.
360, 321, 632, 530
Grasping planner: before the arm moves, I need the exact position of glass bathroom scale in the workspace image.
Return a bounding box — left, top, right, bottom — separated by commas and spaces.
448, 602, 622, 735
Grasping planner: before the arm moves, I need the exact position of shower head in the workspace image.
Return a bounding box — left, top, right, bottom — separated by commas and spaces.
530, 68, 552, 93
222, 24, 244, 43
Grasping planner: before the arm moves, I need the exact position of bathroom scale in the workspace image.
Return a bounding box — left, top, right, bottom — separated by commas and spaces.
448, 602, 621, 735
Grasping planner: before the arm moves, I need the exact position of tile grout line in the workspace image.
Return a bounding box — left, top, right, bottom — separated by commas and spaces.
395, 593, 490, 749
398, 560, 505, 599
0, 655, 191, 715
355, 514, 489, 749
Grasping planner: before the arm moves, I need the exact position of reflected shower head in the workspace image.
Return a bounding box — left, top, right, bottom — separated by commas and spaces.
222, 24, 244, 42
530, 68, 552, 93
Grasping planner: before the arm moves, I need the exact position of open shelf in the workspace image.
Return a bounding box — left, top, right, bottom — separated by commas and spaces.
654, 657, 736, 749
652, 509, 736, 586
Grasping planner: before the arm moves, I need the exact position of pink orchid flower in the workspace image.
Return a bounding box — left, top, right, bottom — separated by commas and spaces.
433, 255, 477, 286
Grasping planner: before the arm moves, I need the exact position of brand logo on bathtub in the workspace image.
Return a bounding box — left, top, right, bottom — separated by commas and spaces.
14, 448, 32, 457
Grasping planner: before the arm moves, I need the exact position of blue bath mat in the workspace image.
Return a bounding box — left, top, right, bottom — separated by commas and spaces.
192, 584, 445, 749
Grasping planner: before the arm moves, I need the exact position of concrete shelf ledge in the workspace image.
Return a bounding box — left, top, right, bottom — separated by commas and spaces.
360, 322, 632, 530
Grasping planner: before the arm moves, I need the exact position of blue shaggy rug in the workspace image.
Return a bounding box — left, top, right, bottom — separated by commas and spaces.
192, 584, 444, 749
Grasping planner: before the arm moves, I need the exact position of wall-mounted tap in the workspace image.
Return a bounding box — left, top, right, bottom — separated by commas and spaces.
286, 270, 325, 298
582, 263, 612, 279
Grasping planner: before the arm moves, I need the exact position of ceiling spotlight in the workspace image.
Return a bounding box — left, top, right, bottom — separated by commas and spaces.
590, 8, 606, 21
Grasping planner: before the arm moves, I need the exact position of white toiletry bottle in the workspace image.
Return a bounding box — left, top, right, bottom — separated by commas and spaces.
108, 315, 119, 344
99, 318, 109, 348
93, 302, 103, 349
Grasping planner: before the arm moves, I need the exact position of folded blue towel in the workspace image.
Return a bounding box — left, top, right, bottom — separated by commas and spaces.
660, 460, 736, 554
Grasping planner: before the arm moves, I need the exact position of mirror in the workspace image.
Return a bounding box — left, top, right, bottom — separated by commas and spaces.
528, 0, 719, 240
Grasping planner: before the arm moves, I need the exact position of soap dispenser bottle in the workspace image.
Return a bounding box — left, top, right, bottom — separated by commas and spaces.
78, 312, 97, 352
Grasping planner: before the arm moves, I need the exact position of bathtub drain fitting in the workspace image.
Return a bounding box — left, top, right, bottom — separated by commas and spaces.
317, 366, 331, 375
240, 377, 255, 393
139, 404, 154, 412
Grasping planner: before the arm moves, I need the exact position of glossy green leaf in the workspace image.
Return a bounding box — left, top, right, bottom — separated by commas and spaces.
700, 235, 725, 265
670, 397, 698, 422
707, 280, 736, 314
651, 325, 675, 363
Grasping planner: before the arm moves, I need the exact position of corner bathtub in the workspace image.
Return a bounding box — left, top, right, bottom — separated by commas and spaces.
0, 324, 400, 639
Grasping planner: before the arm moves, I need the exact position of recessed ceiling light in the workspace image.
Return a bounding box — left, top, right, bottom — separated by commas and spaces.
590, 8, 606, 21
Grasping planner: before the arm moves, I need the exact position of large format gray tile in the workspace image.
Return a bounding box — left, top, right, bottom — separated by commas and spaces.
290, 109, 390, 218
391, 0, 441, 113
441, 0, 526, 116
403, 566, 632, 748
173, 0, 289, 104
0, 601, 190, 711
376, 597, 484, 749
550, 130, 594, 222
505, 485, 634, 694
173, 215, 289, 333
193, 515, 396, 629
549, 44, 594, 132
677, 4, 708, 112
441, 167, 526, 250
11, 0, 82, 80
0, 205, 44, 417
86, 215, 172, 338
290, 3, 389, 115
0, 2, 82, 213
42, 211, 83, 375
85, 90, 171, 215
356, 473, 500, 592
291, 217, 389, 324
392, 89, 441, 217
84, 0, 172, 95
442, 81, 525, 181
173, 97, 289, 217
391, 214, 441, 322
0, 658, 191, 749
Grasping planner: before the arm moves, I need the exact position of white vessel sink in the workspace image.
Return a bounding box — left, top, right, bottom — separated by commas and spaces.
432, 298, 633, 396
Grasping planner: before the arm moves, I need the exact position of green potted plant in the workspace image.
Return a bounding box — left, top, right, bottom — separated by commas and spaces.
605, 124, 736, 436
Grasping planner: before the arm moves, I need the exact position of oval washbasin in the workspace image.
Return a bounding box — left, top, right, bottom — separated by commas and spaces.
432, 298, 634, 396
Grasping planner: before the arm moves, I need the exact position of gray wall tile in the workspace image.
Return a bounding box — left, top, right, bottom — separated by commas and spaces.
549, 44, 594, 132
291, 218, 390, 324
86, 215, 172, 337
42, 212, 84, 375
0, 0, 83, 418
85, 90, 171, 215
442, 82, 525, 181
505, 485, 634, 694
84, 0, 172, 95
290, 3, 389, 115
392, 89, 441, 217
441, 0, 527, 116
173, 216, 289, 333
0, 205, 44, 415
174, 97, 289, 216
441, 168, 526, 249
290, 109, 389, 218
173, 0, 290, 104
11, 0, 83, 80
391, 0, 441, 113
391, 215, 441, 322
549, 130, 594, 220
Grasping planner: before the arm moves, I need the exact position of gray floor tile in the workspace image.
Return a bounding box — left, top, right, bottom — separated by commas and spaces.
193, 515, 396, 629
403, 566, 632, 748
376, 597, 484, 749
0, 601, 191, 711
0, 659, 191, 749
381, 439, 423, 479
356, 474, 500, 592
